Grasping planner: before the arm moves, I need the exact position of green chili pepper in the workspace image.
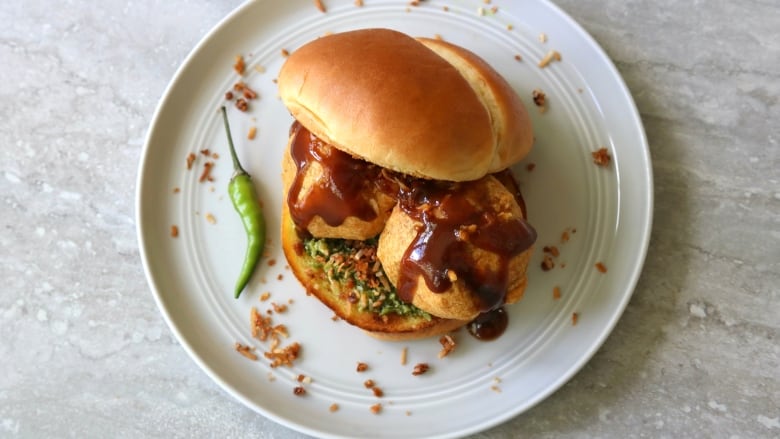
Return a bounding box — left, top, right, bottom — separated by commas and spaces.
220, 106, 266, 298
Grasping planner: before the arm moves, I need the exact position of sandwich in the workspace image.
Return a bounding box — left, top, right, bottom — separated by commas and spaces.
278, 28, 537, 341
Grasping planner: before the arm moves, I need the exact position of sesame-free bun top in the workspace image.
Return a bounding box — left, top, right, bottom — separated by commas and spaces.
278, 28, 533, 182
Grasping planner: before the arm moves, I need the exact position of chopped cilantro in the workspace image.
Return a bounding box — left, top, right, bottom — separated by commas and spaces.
303, 236, 430, 319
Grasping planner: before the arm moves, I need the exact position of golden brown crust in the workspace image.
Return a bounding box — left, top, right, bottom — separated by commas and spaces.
278, 28, 532, 181
281, 204, 466, 341
376, 176, 534, 321
281, 136, 394, 240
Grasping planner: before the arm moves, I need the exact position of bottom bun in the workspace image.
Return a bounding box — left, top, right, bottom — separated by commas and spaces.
281, 206, 466, 341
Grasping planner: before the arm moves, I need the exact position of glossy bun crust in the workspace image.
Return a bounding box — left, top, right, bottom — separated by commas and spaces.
278, 28, 533, 181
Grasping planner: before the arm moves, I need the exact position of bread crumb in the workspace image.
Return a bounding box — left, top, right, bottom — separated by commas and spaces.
491, 385, 502, 393
514, 54, 522, 62
538, 50, 561, 68
260, 292, 271, 301
247, 126, 257, 140
595, 262, 608, 273
400, 347, 408, 365
170, 225, 179, 238
199, 162, 214, 182
592, 147, 611, 166
250, 307, 271, 339
186, 152, 196, 170
541, 254, 555, 271
264, 342, 301, 368
356, 362, 369, 372
526, 163, 536, 172
329, 403, 339, 412
539, 32, 547, 43
372, 387, 384, 398
412, 363, 430, 376
532, 89, 546, 106
314, 0, 326, 13
234, 342, 257, 361
553, 286, 561, 300
293, 386, 306, 396
572, 312, 579, 325
507, 24, 514, 31
250, 307, 301, 368
370, 403, 382, 414
354, 0, 363, 6
233, 55, 245, 75
205, 213, 216, 224
438, 334, 456, 358
364, 379, 375, 388
532, 89, 547, 113
172, 187, 180, 194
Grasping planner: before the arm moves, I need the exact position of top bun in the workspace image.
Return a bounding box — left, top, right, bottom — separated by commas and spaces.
278, 28, 533, 182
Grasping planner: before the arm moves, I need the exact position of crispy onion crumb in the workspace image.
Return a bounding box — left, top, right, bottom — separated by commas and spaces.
438, 335, 456, 358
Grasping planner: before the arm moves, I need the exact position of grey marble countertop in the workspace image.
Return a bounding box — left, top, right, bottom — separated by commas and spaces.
2, 0, 778, 437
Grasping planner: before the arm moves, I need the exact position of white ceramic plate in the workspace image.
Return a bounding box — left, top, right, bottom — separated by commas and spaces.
136, 1, 652, 437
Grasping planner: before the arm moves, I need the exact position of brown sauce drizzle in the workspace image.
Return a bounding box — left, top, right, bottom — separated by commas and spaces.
287, 121, 536, 339
467, 307, 508, 341
287, 122, 385, 230
395, 176, 537, 313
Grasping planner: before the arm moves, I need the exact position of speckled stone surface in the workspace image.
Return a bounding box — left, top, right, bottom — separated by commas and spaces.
1, 0, 778, 437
